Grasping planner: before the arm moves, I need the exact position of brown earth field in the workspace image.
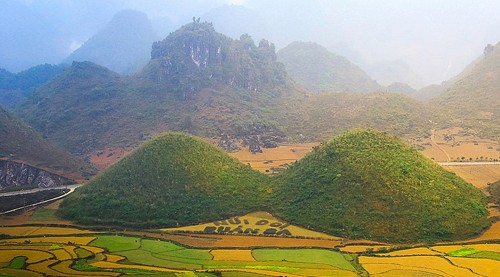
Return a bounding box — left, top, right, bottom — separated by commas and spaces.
88, 147, 133, 170
416, 127, 499, 162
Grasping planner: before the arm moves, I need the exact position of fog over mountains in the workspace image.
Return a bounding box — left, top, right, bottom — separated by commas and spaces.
1, 0, 499, 87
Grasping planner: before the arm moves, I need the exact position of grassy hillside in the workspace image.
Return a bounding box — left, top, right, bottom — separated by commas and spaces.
278, 41, 381, 93
488, 180, 500, 208
278, 92, 431, 142
15, 61, 128, 154
0, 106, 94, 178
59, 133, 270, 227
271, 129, 489, 243
430, 42, 500, 140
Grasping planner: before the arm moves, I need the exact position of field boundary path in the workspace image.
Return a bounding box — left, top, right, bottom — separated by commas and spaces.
439, 162, 500, 166
431, 129, 451, 161
0, 185, 81, 215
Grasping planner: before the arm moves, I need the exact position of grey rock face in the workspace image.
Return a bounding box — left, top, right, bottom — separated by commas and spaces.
0, 160, 74, 191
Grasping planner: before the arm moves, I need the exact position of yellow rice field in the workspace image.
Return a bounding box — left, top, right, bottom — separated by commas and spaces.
432, 243, 500, 254
0, 249, 53, 263
90, 261, 189, 273
164, 211, 341, 240
378, 247, 443, 256
0, 226, 97, 236
1, 236, 96, 245
339, 245, 390, 253
293, 268, 359, 277
105, 254, 126, 262
211, 249, 255, 261
359, 256, 479, 277
50, 248, 73, 260
80, 245, 105, 254
447, 257, 500, 276
26, 260, 66, 277
62, 245, 77, 258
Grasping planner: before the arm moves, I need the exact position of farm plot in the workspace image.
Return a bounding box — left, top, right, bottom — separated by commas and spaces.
0, 242, 119, 276
88, 235, 364, 276
0, 225, 498, 277
163, 211, 342, 240
360, 255, 479, 277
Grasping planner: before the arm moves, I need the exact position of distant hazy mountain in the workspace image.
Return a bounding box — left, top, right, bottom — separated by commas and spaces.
0, 64, 66, 108
277, 41, 381, 93
386, 82, 416, 95
430, 42, 500, 139
367, 60, 424, 90
64, 10, 158, 74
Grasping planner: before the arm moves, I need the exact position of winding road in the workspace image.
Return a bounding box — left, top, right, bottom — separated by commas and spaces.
0, 184, 82, 215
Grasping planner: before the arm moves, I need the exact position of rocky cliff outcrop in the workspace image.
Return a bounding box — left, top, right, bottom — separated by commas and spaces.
0, 160, 74, 191
149, 20, 288, 99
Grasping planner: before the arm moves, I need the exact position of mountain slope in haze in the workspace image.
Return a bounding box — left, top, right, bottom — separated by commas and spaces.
277, 41, 381, 93
430, 42, 500, 140
278, 92, 431, 142
64, 10, 158, 75
367, 60, 424, 90
59, 132, 269, 227
271, 129, 489, 242
16, 21, 291, 154
0, 64, 66, 108
15, 61, 128, 155
0, 106, 94, 179
15, 22, 430, 156
412, 53, 483, 102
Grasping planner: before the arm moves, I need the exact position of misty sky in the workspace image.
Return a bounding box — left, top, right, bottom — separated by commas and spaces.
2, 0, 499, 87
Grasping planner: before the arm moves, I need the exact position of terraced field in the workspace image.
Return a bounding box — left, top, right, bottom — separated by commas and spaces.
0, 227, 363, 276
0, 222, 499, 276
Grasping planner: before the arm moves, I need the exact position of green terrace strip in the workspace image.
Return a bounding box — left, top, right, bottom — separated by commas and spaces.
9, 256, 27, 269
87, 235, 364, 275
447, 248, 482, 257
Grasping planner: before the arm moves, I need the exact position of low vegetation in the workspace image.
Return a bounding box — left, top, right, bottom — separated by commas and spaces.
0, 106, 94, 177
488, 180, 500, 207
271, 129, 489, 242
59, 132, 270, 227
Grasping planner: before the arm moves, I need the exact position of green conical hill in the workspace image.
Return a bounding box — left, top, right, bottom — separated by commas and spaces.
271, 129, 489, 242
59, 132, 269, 227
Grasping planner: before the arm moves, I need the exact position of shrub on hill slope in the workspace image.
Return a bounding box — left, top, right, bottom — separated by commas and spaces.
59, 133, 270, 227
271, 129, 489, 242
